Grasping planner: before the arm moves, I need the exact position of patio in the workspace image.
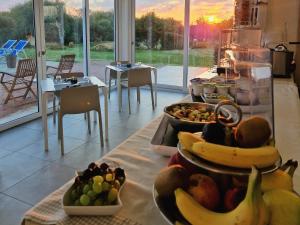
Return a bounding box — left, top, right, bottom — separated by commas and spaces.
0, 60, 208, 125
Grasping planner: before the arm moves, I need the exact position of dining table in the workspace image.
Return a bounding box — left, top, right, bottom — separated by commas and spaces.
41, 76, 109, 151
22, 78, 300, 225
105, 63, 158, 112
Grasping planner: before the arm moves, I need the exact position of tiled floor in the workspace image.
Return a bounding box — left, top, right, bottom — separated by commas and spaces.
0, 88, 186, 225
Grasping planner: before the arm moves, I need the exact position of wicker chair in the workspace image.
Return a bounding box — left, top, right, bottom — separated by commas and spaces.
46, 54, 75, 78
0, 59, 36, 104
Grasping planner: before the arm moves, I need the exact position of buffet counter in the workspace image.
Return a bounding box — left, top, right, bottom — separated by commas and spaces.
22, 78, 300, 225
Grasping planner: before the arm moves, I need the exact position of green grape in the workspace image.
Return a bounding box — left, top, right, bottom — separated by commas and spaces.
94, 199, 104, 206
87, 190, 96, 200
114, 180, 121, 190
83, 184, 90, 194
107, 188, 118, 204
76, 185, 83, 194
92, 182, 103, 194
102, 181, 111, 192
80, 194, 90, 206
93, 175, 104, 184
71, 189, 79, 200
74, 199, 81, 206
105, 173, 114, 182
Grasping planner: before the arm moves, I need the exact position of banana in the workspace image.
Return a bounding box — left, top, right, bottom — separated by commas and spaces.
175, 167, 269, 225
261, 159, 298, 192
178, 132, 204, 150
190, 141, 280, 168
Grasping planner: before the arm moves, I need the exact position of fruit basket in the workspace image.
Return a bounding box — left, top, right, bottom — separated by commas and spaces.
62, 162, 126, 216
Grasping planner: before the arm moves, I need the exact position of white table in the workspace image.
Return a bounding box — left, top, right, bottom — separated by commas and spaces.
105, 64, 157, 112
41, 76, 109, 151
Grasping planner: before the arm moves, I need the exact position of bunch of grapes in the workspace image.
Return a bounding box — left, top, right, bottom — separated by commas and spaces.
70, 162, 125, 206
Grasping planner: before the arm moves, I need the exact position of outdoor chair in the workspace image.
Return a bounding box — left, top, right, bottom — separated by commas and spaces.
52, 72, 84, 124
58, 85, 104, 155
0, 39, 17, 58
9, 40, 29, 58
127, 67, 155, 114
108, 60, 129, 99
46, 54, 76, 78
0, 58, 36, 104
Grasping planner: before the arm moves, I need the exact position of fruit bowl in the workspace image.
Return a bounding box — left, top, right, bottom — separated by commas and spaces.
63, 182, 125, 216
62, 162, 126, 216
153, 186, 190, 225
164, 102, 232, 132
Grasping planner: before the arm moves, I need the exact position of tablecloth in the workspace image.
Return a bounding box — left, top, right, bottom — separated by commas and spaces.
22, 78, 300, 225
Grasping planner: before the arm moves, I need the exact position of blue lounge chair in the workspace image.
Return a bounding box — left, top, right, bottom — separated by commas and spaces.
9, 40, 29, 58
0, 39, 17, 57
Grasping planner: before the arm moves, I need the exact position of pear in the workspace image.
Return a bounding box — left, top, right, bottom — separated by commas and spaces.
263, 189, 300, 225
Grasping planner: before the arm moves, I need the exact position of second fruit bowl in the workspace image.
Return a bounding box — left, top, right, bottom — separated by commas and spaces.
62, 180, 125, 216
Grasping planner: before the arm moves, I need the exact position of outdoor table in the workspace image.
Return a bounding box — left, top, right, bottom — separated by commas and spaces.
105, 64, 158, 112
41, 76, 109, 151
22, 78, 300, 225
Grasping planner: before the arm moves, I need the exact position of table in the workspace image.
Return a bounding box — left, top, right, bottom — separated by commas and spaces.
41, 76, 109, 151
105, 64, 158, 112
23, 78, 300, 225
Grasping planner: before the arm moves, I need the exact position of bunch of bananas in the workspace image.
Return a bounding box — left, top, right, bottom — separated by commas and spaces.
175, 132, 300, 225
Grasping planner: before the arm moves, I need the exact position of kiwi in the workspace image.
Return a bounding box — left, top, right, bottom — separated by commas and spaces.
235, 116, 271, 148
154, 165, 188, 197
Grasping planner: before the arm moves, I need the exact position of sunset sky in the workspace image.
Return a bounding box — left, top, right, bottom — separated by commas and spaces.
2, 0, 234, 24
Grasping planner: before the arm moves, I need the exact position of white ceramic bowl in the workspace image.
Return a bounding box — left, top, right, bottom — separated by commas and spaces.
62, 180, 125, 216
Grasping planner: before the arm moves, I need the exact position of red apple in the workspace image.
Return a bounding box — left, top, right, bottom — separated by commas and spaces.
168, 152, 202, 174
224, 187, 246, 211
187, 174, 220, 210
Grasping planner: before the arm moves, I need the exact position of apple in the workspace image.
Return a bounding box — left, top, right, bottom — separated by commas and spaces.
224, 187, 246, 211
168, 152, 202, 174
187, 174, 220, 210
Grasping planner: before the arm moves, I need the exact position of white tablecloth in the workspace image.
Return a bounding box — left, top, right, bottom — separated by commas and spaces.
22, 78, 300, 225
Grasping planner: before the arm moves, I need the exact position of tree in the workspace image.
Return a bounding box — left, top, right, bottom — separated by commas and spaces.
0, 13, 16, 44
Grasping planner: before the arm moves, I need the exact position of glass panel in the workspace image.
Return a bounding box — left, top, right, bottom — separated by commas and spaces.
44, 0, 84, 77
0, 0, 38, 125
89, 0, 115, 81
189, 0, 234, 81
135, 1, 184, 87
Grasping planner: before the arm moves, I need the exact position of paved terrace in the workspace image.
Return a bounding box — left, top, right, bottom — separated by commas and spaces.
0, 60, 208, 124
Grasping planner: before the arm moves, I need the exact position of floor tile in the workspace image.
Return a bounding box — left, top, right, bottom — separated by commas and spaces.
0, 193, 31, 225
0, 153, 49, 192
5, 163, 75, 205
58, 140, 109, 171
18, 134, 87, 161
0, 127, 41, 152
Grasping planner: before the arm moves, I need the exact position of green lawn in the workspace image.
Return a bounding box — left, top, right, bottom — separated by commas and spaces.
22, 45, 215, 67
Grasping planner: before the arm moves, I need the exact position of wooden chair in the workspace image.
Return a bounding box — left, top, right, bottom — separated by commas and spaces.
127, 67, 155, 114
46, 54, 75, 78
108, 60, 129, 99
0, 58, 36, 104
58, 85, 104, 155
52, 72, 84, 124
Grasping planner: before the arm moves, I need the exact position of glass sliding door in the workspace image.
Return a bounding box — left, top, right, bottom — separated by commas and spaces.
188, 0, 234, 81
0, 0, 38, 125
135, 1, 184, 87
44, 0, 84, 77
89, 0, 115, 80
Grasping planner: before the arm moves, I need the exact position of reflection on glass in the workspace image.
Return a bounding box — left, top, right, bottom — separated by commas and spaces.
189, 0, 234, 81
135, 0, 184, 87
89, 0, 114, 81
0, 0, 38, 125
